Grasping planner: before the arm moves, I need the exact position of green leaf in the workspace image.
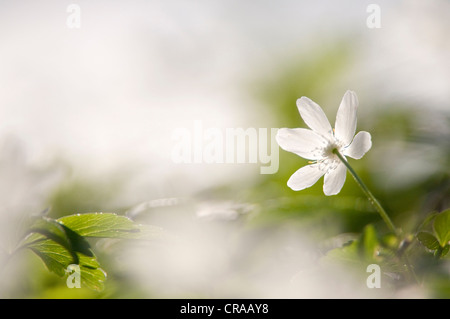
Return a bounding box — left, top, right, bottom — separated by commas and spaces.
79, 266, 106, 292
434, 210, 450, 247
57, 213, 162, 239
28, 217, 73, 253
322, 240, 362, 267
417, 232, 440, 250
417, 211, 439, 231
27, 217, 93, 262
26, 238, 106, 291
442, 245, 449, 258
22, 212, 161, 291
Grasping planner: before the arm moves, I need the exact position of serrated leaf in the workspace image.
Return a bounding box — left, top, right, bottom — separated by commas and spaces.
57, 213, 162, 239
434, 210, 450, 247
26, 238, 105, 291
79, 266, 106, 291
28, 217, 73, 254
27, 217, 93, 262
417, 232, 440, 250
21, 212, 161, 291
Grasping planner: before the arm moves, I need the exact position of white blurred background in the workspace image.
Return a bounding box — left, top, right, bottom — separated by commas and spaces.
0, 1, 448, 190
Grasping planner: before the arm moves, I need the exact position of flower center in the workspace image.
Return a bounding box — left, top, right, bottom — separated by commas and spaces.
316, 136, 344, 173
322, 137, 343, 157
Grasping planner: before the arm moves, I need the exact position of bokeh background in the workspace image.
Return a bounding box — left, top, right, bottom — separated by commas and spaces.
0, 0, 448, 298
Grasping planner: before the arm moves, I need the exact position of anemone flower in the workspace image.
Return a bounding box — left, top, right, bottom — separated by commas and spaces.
276, 90, 372, 195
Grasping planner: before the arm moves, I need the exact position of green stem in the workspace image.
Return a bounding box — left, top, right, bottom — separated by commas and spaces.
333, 149, 398, 236
333, 150, 420, 284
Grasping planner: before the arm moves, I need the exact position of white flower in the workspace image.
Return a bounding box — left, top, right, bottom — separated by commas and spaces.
276, 90, 372, 196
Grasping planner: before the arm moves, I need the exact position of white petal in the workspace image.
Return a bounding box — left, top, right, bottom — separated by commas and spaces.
287, 164, 325, 191
323, 162, 347, 196
276, 128, 327, 160
296, 97, 332, 138
343, 131, 372, 159
335, 90, 358, 146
